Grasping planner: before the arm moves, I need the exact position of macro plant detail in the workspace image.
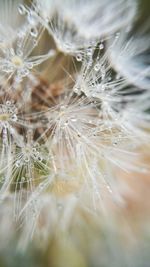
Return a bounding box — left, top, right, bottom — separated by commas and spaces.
0, 1, 150, 266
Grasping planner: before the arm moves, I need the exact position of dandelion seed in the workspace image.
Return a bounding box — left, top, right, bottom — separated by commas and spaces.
37, 0, 136, 55
0, 29, 55, 84
0, 101, 19, 145
0, 0, 25, 46
108, 22, 150, 89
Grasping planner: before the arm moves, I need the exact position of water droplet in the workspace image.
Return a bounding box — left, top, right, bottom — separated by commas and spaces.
25, 157, 30, 163
30, 27, 38, 37
94, 63, 100, 72
27, 63, 33, 69
32, 148, 37, 153
18, 4, 26, 15
15, 160, 21, 167
60, 105, 66, 111
6, 101, 11, 106
76, 54, 82, 62
33, 39, 38, 46
87, 48, 92, 56
107, 185, 112, 193
99, 43, 104, 50
11, 114, 17, 122
113, 141, 118, 146
92, 93, 96, 98
16, 49, 23, 57
74, 86, 80, 94
20, 68, 29, 77
64, 120, 69, 126
38, 156, 42, 162
115, 32, 120, 39
71, 117, 77, 122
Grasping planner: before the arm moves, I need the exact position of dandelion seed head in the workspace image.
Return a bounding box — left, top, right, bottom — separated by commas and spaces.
0, 101, 18, 125
0, 0, 149, 249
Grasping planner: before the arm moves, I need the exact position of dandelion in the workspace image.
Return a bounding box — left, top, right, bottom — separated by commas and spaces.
0, 0, 149, 265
